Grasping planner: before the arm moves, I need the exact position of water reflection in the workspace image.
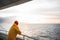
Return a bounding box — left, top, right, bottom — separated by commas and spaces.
0, 24, 60, 40
20, 24, 60, 40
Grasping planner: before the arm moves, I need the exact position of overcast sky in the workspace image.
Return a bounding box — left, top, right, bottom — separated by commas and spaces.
0, 0, 60, 13
0, 0, 60, 23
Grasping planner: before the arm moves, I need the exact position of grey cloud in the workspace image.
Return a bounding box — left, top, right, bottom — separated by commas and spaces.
0, 18, 6, 23
0, 17, 11, 23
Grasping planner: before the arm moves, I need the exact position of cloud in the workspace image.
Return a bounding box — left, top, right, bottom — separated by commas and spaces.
0, 17, 6, 23
0, 17, 16, 23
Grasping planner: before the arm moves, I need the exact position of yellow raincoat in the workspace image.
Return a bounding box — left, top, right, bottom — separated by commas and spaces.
6, 23, 21, 40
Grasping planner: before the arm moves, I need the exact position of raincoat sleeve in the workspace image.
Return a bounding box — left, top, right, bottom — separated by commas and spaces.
14, 24, 21, 35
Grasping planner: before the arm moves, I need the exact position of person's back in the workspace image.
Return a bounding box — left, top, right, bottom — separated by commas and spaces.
6, 21, 21, 40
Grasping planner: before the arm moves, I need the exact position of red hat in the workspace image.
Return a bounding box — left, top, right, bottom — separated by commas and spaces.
14, 21, 18, 25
